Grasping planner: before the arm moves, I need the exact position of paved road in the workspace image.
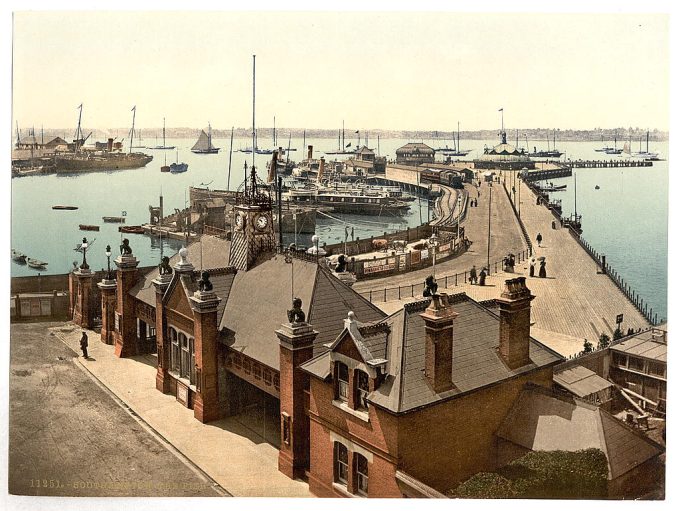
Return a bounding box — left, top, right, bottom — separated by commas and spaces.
353, 178, 527, 294
8, 322, 221, 497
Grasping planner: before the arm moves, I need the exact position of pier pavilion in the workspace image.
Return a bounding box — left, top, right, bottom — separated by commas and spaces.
474, 131, 535, 170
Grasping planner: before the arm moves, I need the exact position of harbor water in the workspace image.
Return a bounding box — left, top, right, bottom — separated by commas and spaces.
11, 137, 668, 320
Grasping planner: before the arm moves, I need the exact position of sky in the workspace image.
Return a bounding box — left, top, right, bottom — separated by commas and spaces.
10, 9, 670, 133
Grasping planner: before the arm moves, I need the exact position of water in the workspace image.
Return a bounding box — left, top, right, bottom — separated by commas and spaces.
11, 136, 668, 319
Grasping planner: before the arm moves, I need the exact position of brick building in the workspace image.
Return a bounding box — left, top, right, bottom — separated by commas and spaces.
69, 167, 661, 497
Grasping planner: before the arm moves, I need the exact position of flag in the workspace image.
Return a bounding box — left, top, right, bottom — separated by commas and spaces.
77, 103, 82, 109
345, 142, 352, 148
131, 105, 136, 112
498, 108, 503, 112
355, 130, 359, 134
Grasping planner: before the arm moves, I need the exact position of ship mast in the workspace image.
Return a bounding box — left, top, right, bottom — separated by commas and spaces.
74, 103, 83, 153
252, 54, 256, 171
129, 105, 136, 155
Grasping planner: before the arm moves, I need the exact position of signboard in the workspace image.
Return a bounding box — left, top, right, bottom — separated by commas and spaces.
398, 254, 407, 269
411, 250, 421, 265
616, 314, 624, 324
363, 257, 396, 275
421, 249, 430, 260
176, 381, 189, 407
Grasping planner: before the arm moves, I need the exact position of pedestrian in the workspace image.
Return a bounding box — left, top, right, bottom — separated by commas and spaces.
529, 257, 535, 277
478, 268, 487, 286
551, 220, 556, 229
469, 265, 478, 285
536, 232, 542, 247
539, 260, 547, 278
80, 331, 89, 359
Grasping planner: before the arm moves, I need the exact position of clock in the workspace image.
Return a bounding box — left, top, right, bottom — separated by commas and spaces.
234, 213, 244, 231
255, 214, 269, 231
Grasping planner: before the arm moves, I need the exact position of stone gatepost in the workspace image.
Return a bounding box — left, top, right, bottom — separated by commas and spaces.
97, 277, 117, 344
189, 281, 222, 423
153, 271, 173, 393
71, 268, 95, 329
113, 250, 140, 358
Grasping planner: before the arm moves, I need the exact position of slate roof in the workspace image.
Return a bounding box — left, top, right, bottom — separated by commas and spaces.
497, 385, 663, 480
219, 253, 386, 370
302, 293, 563, 414
610, 329, 667, 363
554, 366, 613, 398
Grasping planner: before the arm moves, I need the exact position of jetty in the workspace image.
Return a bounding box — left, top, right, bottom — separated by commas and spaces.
566, 159, 654, 168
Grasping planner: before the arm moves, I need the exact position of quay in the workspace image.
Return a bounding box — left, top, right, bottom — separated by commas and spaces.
354, 167, 653, 357
566, 159, 654, 168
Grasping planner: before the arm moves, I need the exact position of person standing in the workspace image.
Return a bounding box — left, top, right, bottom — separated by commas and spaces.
478, 268, 487, 286
80, 331, 89, 359
539, 260, 547, 278
469, 265, 478, 285
529, 258, 536, 277
536, 232, 542, 247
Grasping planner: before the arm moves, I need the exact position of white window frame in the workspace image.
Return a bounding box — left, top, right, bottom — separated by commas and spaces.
337, 362, 349, 402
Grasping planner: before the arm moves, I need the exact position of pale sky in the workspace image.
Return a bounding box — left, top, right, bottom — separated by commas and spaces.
11, 10, 670, 132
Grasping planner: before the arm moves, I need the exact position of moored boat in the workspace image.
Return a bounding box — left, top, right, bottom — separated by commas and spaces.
170, 162, 188, 173
11, 249, 27, 263
52, 205, 78, 210
191, 124, 220, 154
27, 258, 48, 269
118, 225, 145, 234
79, 224, 100, 231
103, 216, 126, 223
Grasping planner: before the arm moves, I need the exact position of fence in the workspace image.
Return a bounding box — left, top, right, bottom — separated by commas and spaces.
359, 249, 531, 303
501, 177, 533, 255
567, 227, 662, 326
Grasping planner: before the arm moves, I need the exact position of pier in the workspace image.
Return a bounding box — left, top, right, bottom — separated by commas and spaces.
566, 159, 654, 168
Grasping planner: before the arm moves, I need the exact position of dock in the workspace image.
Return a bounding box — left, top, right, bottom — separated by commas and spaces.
566, 159, 654, 168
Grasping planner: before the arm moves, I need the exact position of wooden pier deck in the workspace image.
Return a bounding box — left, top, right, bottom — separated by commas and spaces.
359, 168, 651, 357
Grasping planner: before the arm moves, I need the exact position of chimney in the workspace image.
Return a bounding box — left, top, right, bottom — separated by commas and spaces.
497, 277, 534, 369
317, 157, 325, 183
307, 145, 313, 160
419, 293, 458, 393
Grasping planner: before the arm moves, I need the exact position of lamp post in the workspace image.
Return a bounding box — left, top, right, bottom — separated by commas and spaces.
487, 182, 492, 272
80, 237, 89, 270
457, 195, 462, 249
312, 234, 319, 264
105, 244, 112, 280
429, 232, 439, 281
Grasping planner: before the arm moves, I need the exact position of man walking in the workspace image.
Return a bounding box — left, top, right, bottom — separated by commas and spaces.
469, 265, 478, 285
80, 331, 89, 359
536, 232, 543, 247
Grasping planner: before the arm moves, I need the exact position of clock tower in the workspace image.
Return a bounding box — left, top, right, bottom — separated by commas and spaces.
229, 164, 276, 271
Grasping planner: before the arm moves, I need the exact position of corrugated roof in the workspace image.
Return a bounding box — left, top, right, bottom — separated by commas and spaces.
497, 386, 663, 480
610, 330, 667, 362
554, 366, 613, 398
396, 143, 435, 153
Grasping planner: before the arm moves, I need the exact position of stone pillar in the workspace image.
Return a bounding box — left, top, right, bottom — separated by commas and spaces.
153, 272, 173, 393
497, 277, 535, 370
97, 278, 117, 344
420, 293, 458, 393
71, 268, 95, 329
113, 253, 140, 358
276, 319, 318, 479
189, 285, 222, 424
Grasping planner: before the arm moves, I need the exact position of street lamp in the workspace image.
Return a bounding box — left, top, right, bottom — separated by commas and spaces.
105, 244, 112, 280
457, 195, 462, 249
428, 232, 439, 281
487, 182, 493, 272
80, 237, 89, 270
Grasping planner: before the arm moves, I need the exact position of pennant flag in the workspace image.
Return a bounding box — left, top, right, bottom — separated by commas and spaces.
355, 130, 359, 134
131, 105, 136, 111
498, 107, 503, 112
345, 142, 352, 148
77, 103, 82, 109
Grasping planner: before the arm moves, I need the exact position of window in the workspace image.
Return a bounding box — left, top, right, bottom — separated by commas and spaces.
648, 361, 666, 378
190, 337, 196, 385
334, 443, 348, 484
356, 370, 369, 410
628, 356, 645, 372
612, 352, 627, 367
355, 453, 369, 496
170, 328, 179, 373
337, 363, 349, 402
180, 332, 190, 379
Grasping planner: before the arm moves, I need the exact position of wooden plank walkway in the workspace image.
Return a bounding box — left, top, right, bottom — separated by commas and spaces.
369, 169, 650, 358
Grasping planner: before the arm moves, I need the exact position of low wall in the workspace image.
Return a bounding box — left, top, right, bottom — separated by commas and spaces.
324, 223, 434, 257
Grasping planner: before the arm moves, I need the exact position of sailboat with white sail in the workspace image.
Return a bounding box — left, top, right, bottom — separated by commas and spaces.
191, 123, 220, 154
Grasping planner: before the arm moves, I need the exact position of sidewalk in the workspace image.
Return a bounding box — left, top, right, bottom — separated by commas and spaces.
51, 325, 312, 498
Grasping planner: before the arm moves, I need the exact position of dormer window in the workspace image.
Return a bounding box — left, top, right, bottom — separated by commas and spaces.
356, 370, 369, 410
337, 362, 350, 402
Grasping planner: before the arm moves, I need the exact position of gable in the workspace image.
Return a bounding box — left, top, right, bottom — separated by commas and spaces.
165, 279, 194, 321
334, 332, 365, 363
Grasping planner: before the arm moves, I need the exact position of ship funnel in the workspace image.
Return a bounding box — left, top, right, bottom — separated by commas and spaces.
107, 138, 114, 152
268, 150, 278, 184
317, 157, 325, 183
307, 145, 313, 160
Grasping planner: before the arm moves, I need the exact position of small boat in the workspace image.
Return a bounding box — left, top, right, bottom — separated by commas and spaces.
191, 123, 220, 154
52, 205, 78, 210
595, 185, 600, 190
161, 164, 170, 172
79, 224, 100, 231
118, 225, 145, 234
27, 258, 48, 269
103, 216, 126, 223
11, 249, 27, 263
170, 162, 188, 173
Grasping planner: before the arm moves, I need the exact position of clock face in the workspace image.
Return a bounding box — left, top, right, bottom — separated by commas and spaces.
234, 213, 244, 230
255, 214, 269, 231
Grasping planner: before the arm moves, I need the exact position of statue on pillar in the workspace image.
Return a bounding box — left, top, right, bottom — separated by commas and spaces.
287, 297, 306, 324
423, 275, 438, 297
198, 271, 213, 292
120, 238, 132, 256
159, 256, 173, 275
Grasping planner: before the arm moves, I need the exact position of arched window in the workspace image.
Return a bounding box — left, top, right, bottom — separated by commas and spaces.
336, 362, 349, 402
356, 370, 369, 410
179, 332, 189, 378
334, 442, 348, 484
355, 453, 368, 496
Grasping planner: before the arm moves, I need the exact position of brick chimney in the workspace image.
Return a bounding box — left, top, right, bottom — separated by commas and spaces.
419, 293, 458, 393
496, 277, 534, 369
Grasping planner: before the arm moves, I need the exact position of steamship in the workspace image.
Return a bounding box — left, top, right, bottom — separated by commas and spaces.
54, 138, 153, 172
284, 185, 411, 215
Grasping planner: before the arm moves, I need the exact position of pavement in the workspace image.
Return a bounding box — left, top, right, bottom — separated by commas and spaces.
49, 324, 312, 498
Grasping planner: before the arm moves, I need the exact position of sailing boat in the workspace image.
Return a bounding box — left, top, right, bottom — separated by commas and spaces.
191, 123, 220, 154
324, 120, 354, 155
594, 135, 609, 152
604, 135, 622, 155
170, 148, 188, 173
633, 130, 660, 161
442, 122, 471, 156
528, 130, 563, 157
150, 118, 176, 150
131, 128, 145, 148
161, 151, 170, 172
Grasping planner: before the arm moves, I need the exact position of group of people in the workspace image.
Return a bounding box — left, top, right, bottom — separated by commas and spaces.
470, 198, 479, 208
468, 265, 487, 286
529, 257, 547, 278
